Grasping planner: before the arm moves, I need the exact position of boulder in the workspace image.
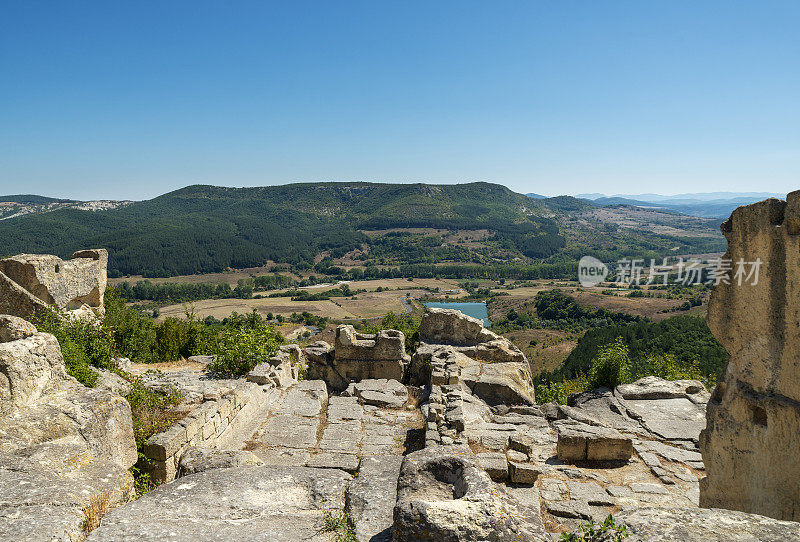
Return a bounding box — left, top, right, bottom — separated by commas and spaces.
393, 445, 548, 541
0, 325, 69, 406
0, 317, 137, 540
700, 193, 800, 521
343, 378, 408, 408
177, 447, 264, 477
418, 308, 497, 346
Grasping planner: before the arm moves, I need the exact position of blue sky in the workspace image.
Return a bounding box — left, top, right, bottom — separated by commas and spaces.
1, 1, 798, 200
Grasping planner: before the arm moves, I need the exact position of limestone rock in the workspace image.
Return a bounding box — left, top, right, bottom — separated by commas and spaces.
344, 378, 409, 408
618, 376, 709, 403
0, 326, 69, 406
0, 319, 137, 540
91, 367, 132, 395
418, 308, 497, 346
333, 325, 409, 382
177, 447, 264, 477
0, 314, 37, 342
556, 421, 632, 462
86, 466, 352, 541
614, 507, 800, 541
700, 193, 800, 521
0, 249, 108, 319
393, 445, 548, 541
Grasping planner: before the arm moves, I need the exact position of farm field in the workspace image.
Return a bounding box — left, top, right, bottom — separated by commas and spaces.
158, 287, 427, 321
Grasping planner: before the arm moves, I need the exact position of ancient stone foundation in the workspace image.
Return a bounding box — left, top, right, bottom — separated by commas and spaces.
700, 192, 800, 521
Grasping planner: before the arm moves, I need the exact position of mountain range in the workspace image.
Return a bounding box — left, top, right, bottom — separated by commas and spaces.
0, 183, 725, 278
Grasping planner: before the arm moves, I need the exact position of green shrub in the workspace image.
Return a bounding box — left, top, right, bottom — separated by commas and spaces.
560, 514, 629, 541
535, 374, 589, 404
208, 315, 283, 376
587, 338, 632, 389
33, 310, 115, 386
124, 374, 184, 495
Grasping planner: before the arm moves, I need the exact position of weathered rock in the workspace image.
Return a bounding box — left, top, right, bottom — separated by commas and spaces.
700, 192, 800, 521
91, 367, 132, 395
307, 451, 360, 473
0, 318, 137, 541
0, 314, 37, 342
333, 325, 409, 382
344, 378, 409, 408
618, 376, 709, 402
470, 362, 536, 406
477, 451, 509, 482
393, 445, 548, 541
614, 506, 800, 541
0, 249, 108, 319
348, 455, 403, 542
556, 421, 632, 462
177, 447, 263, 477
418, 308, 497, 346
87, 466, 352, 541
0, 326, 69, 406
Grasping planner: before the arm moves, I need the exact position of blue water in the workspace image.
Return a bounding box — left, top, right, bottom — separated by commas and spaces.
424, 301, 490, 326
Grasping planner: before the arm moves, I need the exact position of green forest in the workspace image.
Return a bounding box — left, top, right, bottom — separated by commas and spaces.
0, 182, 724, 278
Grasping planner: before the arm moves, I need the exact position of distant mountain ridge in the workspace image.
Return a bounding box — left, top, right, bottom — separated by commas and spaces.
0, 195, 132, 221
573, 192, 784, 218
0, 182, 724, 277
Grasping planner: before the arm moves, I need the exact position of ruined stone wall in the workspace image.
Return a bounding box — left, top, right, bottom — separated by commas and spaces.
700, 192, 800, 521
143, 382, 273, 482
0, 249, 108, 318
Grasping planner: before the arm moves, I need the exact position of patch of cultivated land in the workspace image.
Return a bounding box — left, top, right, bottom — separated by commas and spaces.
156, 278, 456, 321
571, 290, 689, 321
505, 328, 579, 377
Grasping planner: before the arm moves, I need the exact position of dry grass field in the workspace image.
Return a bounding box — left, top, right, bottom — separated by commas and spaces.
156, 283, 437, 321
504, 328, 580, 377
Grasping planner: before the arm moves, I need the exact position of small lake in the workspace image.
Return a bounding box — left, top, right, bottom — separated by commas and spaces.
424, 301, 490, 326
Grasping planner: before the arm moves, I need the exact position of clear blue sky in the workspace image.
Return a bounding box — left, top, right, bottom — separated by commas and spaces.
1, 1, 798, 200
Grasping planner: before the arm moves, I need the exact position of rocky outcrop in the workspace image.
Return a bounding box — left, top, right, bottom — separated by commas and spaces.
419, 307, 527, 365
0, 249, 108, 319
0, 315, 68, 406
393, 445, 548, 541
0, 316, 137, 541
700, 193, 800, 521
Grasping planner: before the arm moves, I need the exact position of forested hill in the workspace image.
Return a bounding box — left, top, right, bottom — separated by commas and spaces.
0, 182, 724, 277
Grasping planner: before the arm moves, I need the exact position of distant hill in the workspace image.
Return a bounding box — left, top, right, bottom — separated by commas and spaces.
0, 182, 724, 277
577, 192, 784, 218
0, 195, 131, 221
526, 193, 547, 199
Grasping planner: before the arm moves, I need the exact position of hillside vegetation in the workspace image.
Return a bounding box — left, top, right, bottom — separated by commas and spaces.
0, 182, 724, 277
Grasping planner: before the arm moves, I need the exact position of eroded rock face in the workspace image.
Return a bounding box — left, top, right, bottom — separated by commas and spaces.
700, 193, 800, 521
393, 445, 548, 541
0, 315, 137, 541
0, 320, 68, 406
0, 249, 108, 319
418, 308, 497, 346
